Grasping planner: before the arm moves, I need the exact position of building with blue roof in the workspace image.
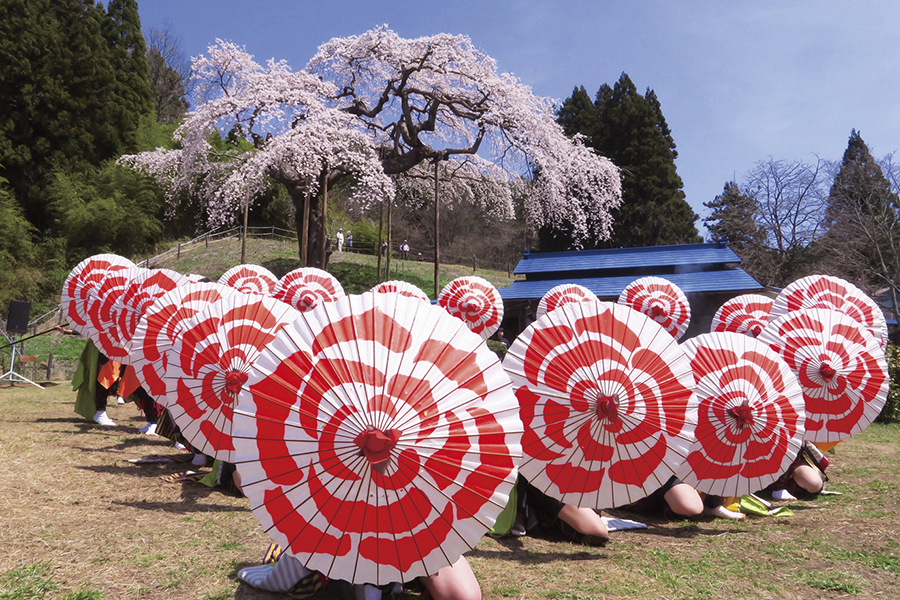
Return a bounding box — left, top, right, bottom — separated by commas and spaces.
498, 242, 767, 340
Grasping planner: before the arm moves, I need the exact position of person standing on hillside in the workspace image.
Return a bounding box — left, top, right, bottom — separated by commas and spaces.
336, 229, 344, 252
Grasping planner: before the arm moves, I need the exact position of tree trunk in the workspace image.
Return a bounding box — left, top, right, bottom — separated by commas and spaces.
241, 200, 249, 264
300, 181, 310, 266
386, 198, 392, 280
320, 174, 329, 268
376, 199, 384, 284
286, 179, 328, 268
433, 160, 440, 298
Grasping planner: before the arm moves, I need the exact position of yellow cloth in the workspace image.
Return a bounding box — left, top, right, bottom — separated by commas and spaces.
812, 441, 841, 453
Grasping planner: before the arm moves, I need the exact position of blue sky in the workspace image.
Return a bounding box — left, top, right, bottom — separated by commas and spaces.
137, 1, 900, 235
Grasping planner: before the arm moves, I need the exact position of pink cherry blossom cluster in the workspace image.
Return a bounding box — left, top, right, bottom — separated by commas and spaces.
120, 26, 621, 247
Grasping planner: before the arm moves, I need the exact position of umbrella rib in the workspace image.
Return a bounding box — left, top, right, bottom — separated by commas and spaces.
392, 375, 517, 442
395, 449, 516, 519
258, 451, 368, 577
388, 315, 489, 434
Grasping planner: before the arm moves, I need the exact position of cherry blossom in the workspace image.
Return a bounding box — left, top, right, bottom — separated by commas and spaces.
120, 27, 621, 256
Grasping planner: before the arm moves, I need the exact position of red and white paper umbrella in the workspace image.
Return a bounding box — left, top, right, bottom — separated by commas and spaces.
61, 254, 135, 334
113, 269, 192, 363
758, 308, 888, 443
536, 284, 598, 319
371, 280, 430, 303
129, 282, 237, 401
504, 300, 696, 510
83, 266, 148, 360
710, 294, 774, 337
232, 293, 521, 584
438, 276, 503, 340
273, 268, 345, 312
218, 264, 279, 296
676, 332, 805, 497
771, 275, 888, 349
617, 276, 691, 340
164, 294, 300, 461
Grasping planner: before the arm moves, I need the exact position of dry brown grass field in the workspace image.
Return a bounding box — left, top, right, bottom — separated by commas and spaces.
1, 373, 900, 600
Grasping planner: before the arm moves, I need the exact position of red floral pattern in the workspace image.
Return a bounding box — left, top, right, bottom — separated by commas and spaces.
677, 332, 805, 496
130, 282, 237, 401
233, 293, 520, 584
61, 254, 135, 334
164, 294, 299, 461
617, 276, 691, 339
505, 300, 695, 509
772, 275, 888, 349
218, 264, 278, 295
536, 284, 598, 319
371, 280, 430, 303
438, 276, 503, 340
711, 294, 774, 337
758, 308, 888, 442
113, 269, 191, 364
273, 268, 345, 312
84, 266, 148, 360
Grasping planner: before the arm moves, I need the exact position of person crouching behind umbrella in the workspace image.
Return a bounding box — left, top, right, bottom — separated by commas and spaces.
760, 441, 829, 502
238, 550, 482, 600
618, 476, 744, 521
232, 472, 483, 600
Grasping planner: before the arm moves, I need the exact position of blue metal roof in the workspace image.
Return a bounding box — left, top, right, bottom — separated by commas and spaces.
513, 242, 741, 276
499, 269, 764, 301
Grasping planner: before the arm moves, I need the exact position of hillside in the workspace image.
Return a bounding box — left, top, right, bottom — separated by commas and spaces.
2, 236, 522, 383
146, 235, 521, 297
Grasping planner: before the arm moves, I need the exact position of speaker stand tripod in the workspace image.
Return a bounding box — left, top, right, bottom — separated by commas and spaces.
0, 334, 44, 389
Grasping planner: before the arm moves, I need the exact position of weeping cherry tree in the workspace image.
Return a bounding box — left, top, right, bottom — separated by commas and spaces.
121, 26, 621, 267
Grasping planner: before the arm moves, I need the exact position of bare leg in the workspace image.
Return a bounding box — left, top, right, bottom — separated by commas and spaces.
792, 465, 825, 494
557, 504, 609, 540
420, 555, 482, 600
663, 483, 703, 517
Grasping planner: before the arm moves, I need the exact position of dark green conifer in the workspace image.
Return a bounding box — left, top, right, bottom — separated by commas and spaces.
554, 74, 699, 248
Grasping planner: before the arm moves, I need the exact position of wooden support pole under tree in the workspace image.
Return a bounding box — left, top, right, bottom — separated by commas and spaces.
320, 173, 329, 268
241, 200, 249, 264
385, 197, 392, 280
376, 198, 384, 284
433, 159, 440, 298
301, 176, 310, 267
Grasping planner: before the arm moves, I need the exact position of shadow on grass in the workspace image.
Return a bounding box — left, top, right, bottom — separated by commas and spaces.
110, 498, 248, 513
261, 257, 303, 278
35, 416, 88, 423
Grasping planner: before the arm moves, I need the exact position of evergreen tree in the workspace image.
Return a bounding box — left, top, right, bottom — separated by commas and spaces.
0, 176, 37, 308
827, 129, 897, 219
820, 130, 900, 299
147, 46, 189, 124
101, 0, 154, 148
703, 181, 766, 280
0, 0, 154, 232
557, 86, 598, 139
704, 182, 763, 248
556, 73, 700, 248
